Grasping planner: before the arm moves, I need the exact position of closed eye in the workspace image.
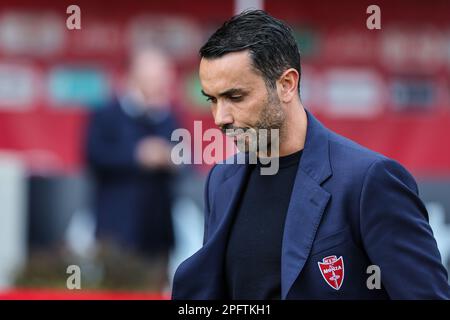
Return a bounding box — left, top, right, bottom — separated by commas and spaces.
205, 96, 217, 103
229, 96, 243, 102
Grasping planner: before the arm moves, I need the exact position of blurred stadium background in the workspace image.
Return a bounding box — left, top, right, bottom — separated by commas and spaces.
0, 0, 449, 299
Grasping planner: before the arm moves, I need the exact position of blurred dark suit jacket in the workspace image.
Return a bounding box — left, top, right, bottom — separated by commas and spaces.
86, 96, 178, 256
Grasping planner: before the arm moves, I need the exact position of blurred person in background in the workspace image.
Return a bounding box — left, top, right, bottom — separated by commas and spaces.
86, 47, 179, 291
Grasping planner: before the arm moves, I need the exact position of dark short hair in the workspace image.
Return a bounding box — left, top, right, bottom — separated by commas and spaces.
200, 10, 301, 93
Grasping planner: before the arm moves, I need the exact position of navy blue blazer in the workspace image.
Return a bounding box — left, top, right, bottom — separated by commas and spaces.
172, 110, 450, 299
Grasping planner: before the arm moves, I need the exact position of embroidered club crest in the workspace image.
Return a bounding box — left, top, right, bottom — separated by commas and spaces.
317, 255, 344, 290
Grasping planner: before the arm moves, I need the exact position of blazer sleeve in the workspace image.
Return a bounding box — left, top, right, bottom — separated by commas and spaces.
359, 158, 450, 299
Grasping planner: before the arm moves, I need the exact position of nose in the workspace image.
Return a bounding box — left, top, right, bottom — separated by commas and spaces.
213, 101, 233, 128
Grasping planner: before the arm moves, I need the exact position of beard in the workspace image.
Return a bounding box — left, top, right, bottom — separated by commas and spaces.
227, 90, 286, 154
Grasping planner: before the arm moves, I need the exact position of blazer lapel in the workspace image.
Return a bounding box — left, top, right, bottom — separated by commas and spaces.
208, 162, 251, 243
281, 110, 332, 299
181, 157, 251, 298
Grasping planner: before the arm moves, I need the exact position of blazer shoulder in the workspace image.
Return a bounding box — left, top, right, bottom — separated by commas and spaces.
327, 130, 391, 173
326, 130, 419, 195
89, 99, 122, 122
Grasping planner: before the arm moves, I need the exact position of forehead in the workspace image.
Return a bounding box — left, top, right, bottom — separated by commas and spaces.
199, 51, 263, 94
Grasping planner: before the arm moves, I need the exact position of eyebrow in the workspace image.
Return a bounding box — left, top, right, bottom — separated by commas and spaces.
201, 88, 248, 98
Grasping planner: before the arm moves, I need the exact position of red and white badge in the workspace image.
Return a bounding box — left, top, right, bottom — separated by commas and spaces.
318, 255, 344, 290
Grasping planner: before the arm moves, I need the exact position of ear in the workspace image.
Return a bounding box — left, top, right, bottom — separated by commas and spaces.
277, 68, 300, 103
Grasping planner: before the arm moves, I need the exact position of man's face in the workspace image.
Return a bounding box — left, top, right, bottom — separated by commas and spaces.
129, 49, 174, 109
199, 51, 285, 152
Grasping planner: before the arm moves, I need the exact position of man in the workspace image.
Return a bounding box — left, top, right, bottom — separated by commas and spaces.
172, 10, 450, 299
86, 47, 178, 291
